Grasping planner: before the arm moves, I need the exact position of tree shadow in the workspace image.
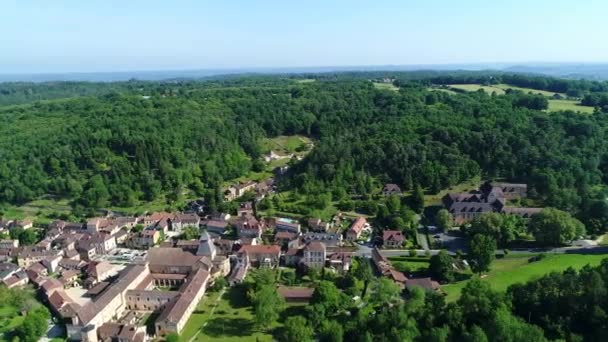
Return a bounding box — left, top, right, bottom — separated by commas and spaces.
226, 285, 250, 309
454, 272, 473, 282
203, 317, 254, 337
278, 304, 307, 323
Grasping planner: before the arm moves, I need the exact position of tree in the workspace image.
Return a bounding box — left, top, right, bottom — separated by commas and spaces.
312, 281, 344, 313
252, 284, 285, 329
16, 306, 49, 342
435, 209, 453, 230
411, 184, 425, 213
386, 195, 401, 214
468, 234, 496, 275
371, 278, 402, 305
428, 250, 455, 283
528, 208, 586, 246
181, 225, 200, 240
352, 257, 373, 298
281, 316, 313, 342
319, 320, 344, 342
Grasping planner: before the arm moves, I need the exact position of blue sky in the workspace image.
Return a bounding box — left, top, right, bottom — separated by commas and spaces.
1, 0, 606, 73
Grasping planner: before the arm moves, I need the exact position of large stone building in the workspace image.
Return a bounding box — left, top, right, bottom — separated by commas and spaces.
443, 181, 541, 225
62, 247, 215, 341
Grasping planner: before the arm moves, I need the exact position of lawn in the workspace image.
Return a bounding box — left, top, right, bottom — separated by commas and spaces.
181, 287, 274, 342
492, 84, 565, 97
442, 253, 608, 302
373, 82, 399, 92
547, 99, 595, 113
388, 256, 430, 273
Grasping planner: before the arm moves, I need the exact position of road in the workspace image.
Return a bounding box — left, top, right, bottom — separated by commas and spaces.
355, 243, 608, 258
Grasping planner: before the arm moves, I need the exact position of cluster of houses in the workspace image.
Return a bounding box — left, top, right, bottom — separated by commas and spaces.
223, 178, 274, 202
443, 181, 542, 225
371, 247, 440, 292
0, 201, 379, 341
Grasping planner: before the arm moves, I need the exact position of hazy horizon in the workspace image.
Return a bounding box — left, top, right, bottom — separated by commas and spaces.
2, 0, 608, 74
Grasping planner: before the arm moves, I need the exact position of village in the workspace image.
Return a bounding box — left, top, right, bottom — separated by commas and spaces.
0, 168, 567, 342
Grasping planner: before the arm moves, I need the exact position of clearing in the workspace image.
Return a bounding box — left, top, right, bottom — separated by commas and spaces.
373, 82, 399, 92
448, 84, 506, 95
260, 135, 312, 155
442, 253, 607, 302
547, 99, 595, 113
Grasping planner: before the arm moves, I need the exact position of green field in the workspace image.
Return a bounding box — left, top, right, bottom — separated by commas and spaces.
373, 82, 399, 92
547, 99, 595, 113
0, 198, 72, 221
448, 84, 506, 95
181, 286, 306, 342
492, 84, 564, 97
388, 256, 430, 273
260, 135, 312, 155
442, 254, 608, 302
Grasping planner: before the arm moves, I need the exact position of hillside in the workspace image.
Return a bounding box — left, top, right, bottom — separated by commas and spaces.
0, 74, 606, 226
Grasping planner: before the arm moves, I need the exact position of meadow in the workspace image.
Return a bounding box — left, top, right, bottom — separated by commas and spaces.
442, 253, 607, 302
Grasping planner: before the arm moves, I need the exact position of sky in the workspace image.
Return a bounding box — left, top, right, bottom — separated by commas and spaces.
1, 0, 607, 73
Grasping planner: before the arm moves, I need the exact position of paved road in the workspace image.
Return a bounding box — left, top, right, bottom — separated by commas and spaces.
355, 244, 608, 258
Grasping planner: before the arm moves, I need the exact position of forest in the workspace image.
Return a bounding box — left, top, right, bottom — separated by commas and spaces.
0, 72, 607, 232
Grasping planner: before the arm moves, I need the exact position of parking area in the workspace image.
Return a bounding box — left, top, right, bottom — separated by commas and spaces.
428, 226, 467, 252
94, 248, 147, 265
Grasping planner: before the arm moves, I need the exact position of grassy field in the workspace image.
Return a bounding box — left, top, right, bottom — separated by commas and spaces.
547, 99, 595, 113
0, 198, 73, 221
492, 84, 564, 97
260, 135, 312, 155
388, 256, 430, 273
442, 253, 608, 302
181, 286, 307, 342
427, 87, 459, 95
295, 79, 315, 83
373, 82, 399, 92
448, 84, 506, 95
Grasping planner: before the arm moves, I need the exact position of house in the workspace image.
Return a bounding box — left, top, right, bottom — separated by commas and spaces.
3, 270, 28, 288
444, 182, 540, 225
59, 269, 81, 287
301, 232, 342, 247
0, 239, 19, 250
78, 233, 117, 255
302, 241, 326, 269
234, 216, 263, 239
171, 213, 200, 233
284, 248, 302, 267
12, 220, 33, 230
0, 262, 21, 281
481, 181, 527, 200
382, 184, 402, 196
275, 231, 298, 246
275, 218, 301, 234
214, 239, 235, 256
59, 258, 88, 271
327, 252, 352, 274
237, 245, 281, 268
237, 202, 254, 217
346, 217, 367, 241
224, 181, 257, 201
113, 229, 130, 245
86, 261, 115, 283
383, 230, 405, 248
129, 229, 160, 249
205, 220, 229, 235
307, 218, 328, 232
27, 262, 48, 277
277, 286, 314, 303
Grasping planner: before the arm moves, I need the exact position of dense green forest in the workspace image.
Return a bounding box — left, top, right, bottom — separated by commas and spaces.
277, 258, 608, 341
0, 72, 607, 232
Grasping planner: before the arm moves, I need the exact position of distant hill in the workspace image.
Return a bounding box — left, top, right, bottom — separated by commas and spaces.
504, 63, 608, 80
